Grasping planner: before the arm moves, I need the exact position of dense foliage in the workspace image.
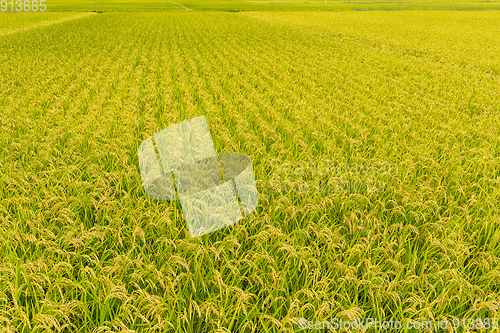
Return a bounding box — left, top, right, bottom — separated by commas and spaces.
1, 8, 499, 332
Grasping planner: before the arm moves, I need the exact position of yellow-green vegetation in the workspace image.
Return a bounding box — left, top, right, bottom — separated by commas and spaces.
174, 0, 500, 11
42, 0, 500, 11
1, 7, 500, 333
46, 0, 181, 11
0, 12, 94, 36
244, 10, 500, 73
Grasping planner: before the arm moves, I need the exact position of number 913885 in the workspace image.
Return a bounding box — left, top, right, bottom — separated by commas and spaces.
1, 0, 46, 11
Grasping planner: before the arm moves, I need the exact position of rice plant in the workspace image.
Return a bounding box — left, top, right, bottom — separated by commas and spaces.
0, 7, 499, 333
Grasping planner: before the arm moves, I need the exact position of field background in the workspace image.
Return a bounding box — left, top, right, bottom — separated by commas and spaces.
33, 0, 500, 11
1, 1, 500, 333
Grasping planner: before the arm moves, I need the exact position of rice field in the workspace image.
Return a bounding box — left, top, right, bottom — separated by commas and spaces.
0, 12, 95, 36
1, 5, 500, 333
45, 0, 500, 11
